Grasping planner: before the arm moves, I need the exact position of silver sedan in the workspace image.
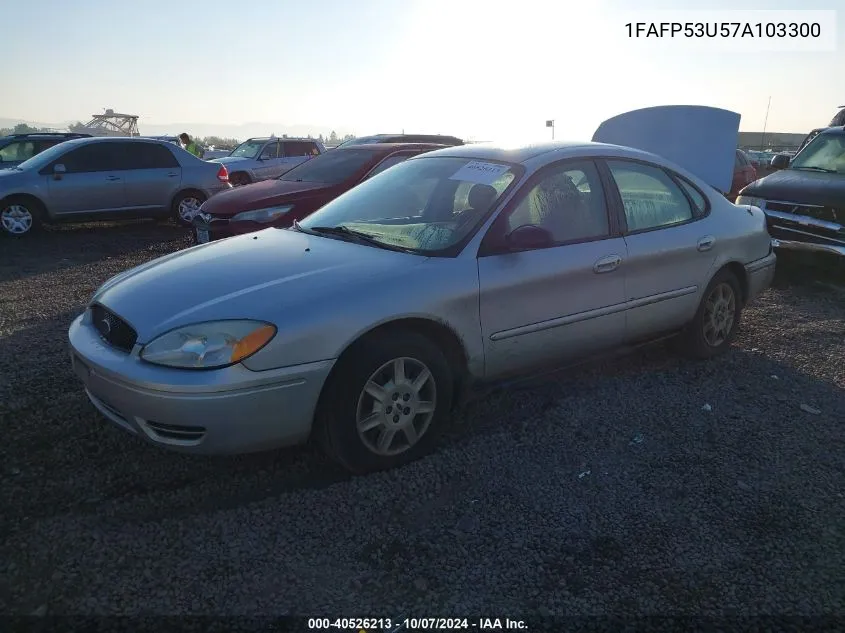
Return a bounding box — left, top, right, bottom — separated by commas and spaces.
68, 107, 776, 473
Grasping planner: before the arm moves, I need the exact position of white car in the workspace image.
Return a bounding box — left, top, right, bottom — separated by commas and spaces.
210, 137, 325, 187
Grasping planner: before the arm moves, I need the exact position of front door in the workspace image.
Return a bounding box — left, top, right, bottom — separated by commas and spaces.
601, 158, 717, 341
253, 140, 283, 180
477, 159, 629, 379
45, 142, 127, 215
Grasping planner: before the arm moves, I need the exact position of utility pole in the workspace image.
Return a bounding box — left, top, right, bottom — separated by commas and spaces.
760, 96, 771, 151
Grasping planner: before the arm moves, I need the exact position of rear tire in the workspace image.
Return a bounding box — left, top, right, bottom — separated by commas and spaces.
0, 197, 44, 237
171, 191, 207, 227
314, 330, 454, 474
230, 172, 251, 187
674, 269, 742, 359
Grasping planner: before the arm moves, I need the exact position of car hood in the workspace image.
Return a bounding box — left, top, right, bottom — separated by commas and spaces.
200, 179, 332, 216
91, 227, 424, 342
740, 169, 845, 207
592, 105, 741, 193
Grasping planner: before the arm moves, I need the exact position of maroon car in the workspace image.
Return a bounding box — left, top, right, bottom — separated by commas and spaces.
192, 143, 447, 243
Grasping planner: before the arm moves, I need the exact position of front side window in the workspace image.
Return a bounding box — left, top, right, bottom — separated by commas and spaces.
298, 156, 521, 255
57, 143, 120, 173
606, 160, 694, 232
0, 141, 36, 163
230, 139, 267, 159
789, 133, 845, 174
259, 141, 280, 159
504, 160, 609, 244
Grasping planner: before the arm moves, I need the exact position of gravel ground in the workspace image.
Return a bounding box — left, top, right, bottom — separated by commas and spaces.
1, 221, 844, 626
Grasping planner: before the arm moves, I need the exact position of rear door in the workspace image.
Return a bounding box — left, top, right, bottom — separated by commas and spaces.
45, 143, 127, 215
280, 140, 320, 175
601, 158, 715, 341
119, 141, 182, 212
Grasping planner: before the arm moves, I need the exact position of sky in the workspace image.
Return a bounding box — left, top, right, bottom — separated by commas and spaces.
1, 0, 842, 141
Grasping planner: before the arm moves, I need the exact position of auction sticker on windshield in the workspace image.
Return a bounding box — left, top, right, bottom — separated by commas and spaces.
450, 161, 511, 185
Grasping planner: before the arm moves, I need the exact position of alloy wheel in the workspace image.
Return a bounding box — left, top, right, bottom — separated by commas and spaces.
178, 197, 202, 223
355, 357, 437, 456
702, 282, 736, 347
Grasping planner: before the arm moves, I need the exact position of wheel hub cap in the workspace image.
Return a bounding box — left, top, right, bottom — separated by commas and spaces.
179, 198, 201, 222
356, 357, 436, 457
703, 282, 736, 347
1, 205, 33, 234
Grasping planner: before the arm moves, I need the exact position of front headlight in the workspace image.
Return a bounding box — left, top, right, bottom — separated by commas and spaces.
230, 205, 293, 223
140, 320, 276, 369
735, 195, 766, 208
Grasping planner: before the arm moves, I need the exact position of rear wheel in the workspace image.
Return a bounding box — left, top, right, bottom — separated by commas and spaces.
674, 269, 742, 359
230, 172, 251, 187
1, 197, 43, 237
172, 191, 206, 226
314, 330, 454, 474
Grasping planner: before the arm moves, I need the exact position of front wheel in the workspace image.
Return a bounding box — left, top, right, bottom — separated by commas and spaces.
674, 269, 742, 359
172, 191, 207, 226
315, 330, 454, 474
1, 197, 43, 237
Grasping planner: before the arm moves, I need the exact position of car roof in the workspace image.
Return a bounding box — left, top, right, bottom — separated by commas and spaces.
50, 136, 175, 149
817, 126, 845, 135
333, 142, 449, 153
244, 136, 318, 142
407, 140, 598, 164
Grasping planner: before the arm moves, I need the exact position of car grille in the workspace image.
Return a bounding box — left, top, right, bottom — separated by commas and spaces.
764, 201, 844, 225
90, 304, 138, 353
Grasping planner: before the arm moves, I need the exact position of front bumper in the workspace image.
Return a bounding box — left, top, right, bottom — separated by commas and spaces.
764, 208, 845, 258
744, 251, 777, 303
68, 313, 334, 455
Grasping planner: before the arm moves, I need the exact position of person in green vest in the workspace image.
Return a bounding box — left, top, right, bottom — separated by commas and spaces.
179, 133, 203, 158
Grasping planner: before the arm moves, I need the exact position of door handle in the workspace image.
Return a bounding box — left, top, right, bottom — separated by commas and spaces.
593, 254, 622, 274
697, 236, 715, 251
166, 173, 179, 178
105, 176, 121, 181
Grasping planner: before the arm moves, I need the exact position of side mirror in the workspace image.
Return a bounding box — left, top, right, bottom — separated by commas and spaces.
505, 224, 554, 251
770, 154, 790, 170
53, 164, 66, 178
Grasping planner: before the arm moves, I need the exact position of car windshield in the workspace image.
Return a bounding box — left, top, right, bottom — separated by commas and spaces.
15, 141, 73, 170
229, 140, 266, 159
790, 134, 845, 174
297, 156, 521, 255
279, 148, 379, 184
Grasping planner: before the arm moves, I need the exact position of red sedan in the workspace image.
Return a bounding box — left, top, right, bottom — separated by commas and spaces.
192, 143, 447, 243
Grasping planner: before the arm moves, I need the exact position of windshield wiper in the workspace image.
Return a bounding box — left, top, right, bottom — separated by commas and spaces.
304, 225, 416, 253
794, 165, 838, 173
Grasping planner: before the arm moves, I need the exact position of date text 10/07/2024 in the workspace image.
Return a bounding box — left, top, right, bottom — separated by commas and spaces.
306, 617, 529, 630
625, 22, 821, 38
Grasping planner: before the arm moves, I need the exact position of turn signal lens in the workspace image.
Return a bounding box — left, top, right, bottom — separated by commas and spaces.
231, 324, 276, 362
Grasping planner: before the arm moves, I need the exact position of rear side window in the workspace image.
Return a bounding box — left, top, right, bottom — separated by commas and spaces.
284, 141, 320, 157
58, 143, 120, 173
674, 177, 708, 217
119, 142, 180, 169
606, 160, 694, 232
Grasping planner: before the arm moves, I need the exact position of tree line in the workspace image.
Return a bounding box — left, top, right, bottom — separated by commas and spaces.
3, 123, 356, 148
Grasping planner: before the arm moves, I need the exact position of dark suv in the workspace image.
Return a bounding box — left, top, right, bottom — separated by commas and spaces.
0, 133, 92, 169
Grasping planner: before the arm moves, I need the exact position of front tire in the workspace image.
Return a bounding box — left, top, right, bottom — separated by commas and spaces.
0, 197, 43, 237
172, 191, 207, 227
315, 330, 454, 474
675, 269, 742, 359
